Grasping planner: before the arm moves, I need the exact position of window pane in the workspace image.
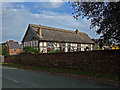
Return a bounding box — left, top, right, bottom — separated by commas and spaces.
14, 49, 16, 52
51, 42, 53, 46
48, 42, 50, 46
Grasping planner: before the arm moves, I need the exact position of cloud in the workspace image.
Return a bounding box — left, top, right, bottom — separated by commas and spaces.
2, 2, 100, 43
2, 0, 64, 2
2, 0, 25, 2
44, 2, 63, 8
9, 9, 17, 11
2, 2, 14, 10
0, 2, 2, 43
34, 2, 64, 9
30, 11, 85, 29
15, 4, 25, 8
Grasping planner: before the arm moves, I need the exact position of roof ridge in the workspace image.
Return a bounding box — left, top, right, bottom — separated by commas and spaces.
8, 42, 19, 43
30, 24, 87, 35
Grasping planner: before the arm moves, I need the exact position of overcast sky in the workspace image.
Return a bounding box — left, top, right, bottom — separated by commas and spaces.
1, 1, 100, 43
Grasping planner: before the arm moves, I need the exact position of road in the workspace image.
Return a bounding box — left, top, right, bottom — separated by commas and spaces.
2, 65, 118, 88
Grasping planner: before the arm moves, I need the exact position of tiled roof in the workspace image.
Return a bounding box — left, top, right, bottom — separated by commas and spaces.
8, 42, 21, 49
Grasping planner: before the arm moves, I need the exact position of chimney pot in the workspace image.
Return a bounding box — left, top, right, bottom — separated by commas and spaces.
9, 40, 14, 42
75, 29, 79, 35
6, 41, 8, 43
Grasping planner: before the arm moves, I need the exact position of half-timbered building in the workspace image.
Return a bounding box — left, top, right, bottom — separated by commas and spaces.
22, 24, 94, 53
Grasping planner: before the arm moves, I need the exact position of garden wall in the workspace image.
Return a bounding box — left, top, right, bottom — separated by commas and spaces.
5, 50, 120, 74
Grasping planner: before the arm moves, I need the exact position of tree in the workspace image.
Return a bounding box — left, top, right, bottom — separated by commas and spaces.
69, 1, 120, 44
23, 46, 40, 54
2, 46, 9, 56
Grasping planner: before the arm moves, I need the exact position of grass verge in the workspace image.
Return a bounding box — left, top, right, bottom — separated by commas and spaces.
2, 63, 118, 85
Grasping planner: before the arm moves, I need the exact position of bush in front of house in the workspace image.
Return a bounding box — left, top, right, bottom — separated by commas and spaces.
48, 49, 60, 53
23, 46, 40, 54
2, 46, 9, 56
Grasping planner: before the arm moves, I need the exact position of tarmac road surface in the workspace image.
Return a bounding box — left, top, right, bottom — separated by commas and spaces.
1, 65, 118, 88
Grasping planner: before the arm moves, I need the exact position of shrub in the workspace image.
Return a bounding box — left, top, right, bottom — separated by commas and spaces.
23, 46, 40, 54
2, 46, 9, 56
49, 49, 60, 53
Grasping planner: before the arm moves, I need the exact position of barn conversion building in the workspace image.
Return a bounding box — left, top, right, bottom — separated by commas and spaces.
22, 24, 94, 53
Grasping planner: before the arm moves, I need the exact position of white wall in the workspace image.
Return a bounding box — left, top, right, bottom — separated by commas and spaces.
65, 43, 68, 52
23, 41, 93, 53
91, 44, 93, 51
39, 42, 42, 52
71, 43, 77, 51
43, 42, 47, 53
81, 44, 87, 51
81, 44, 92, 51
39, 42, 47, 53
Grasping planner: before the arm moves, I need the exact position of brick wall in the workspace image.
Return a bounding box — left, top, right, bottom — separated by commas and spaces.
9, 49, 21, 55
5, 50, 120, 74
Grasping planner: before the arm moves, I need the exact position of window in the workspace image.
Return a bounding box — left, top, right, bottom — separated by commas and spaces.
42, 42, 44, 46
25, 42, 27, 46
60, 43, 62, 46
31, 41, 32, 46
47, 42, 50, 46
68, 43, 70, 47
29, 41, 30, 46
14, 49, 16, 52
24, 42, 25, 46
28, 41, 30, 46
33, 41, 35, 46
88, 44, 90, 47
51, 42, 53, 46
63, 43, 65, 46
54, 42, 57, 47
36, 41, 38, 46
68, 43, 71, 52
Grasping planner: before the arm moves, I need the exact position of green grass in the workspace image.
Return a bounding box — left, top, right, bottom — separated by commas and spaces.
0, 63, 8, 65
2, 63, 118, 81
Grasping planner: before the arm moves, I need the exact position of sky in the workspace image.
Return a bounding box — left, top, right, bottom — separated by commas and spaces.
1, 1, 100, 44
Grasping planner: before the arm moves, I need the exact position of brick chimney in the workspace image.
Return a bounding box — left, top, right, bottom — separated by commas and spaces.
38, 28, 42, 36
9, 40, 14, 42
75, 29, 79, 35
